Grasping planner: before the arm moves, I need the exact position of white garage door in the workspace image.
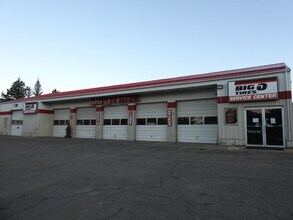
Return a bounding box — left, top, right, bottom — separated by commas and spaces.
136, 103, 167, 141
53, 109, 70, 137
11, 111, 23, 136
76, 108, 96, 139
103, 105, 128, 140
177, 99, 218, 144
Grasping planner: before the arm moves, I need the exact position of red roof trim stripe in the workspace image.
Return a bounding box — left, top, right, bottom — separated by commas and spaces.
0, 111, 12, 115
38, 109, 54, 114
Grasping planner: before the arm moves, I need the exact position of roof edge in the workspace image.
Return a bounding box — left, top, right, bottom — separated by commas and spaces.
2, 63, 288, 104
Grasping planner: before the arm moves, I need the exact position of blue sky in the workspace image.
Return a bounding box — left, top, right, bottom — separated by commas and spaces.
0, 0, 292, 94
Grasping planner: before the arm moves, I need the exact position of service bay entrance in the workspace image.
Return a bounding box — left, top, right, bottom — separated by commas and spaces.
245, 108, 284, 148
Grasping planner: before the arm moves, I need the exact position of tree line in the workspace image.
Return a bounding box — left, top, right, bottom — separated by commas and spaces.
1, 78, 59, 101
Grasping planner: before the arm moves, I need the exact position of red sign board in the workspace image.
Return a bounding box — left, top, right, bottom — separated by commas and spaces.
90, 96, 139, 106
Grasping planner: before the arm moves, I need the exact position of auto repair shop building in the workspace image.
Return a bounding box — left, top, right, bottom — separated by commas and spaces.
0, 63, 292, 148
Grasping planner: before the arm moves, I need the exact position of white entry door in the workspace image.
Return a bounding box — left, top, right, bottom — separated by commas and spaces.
11, 111, 23, 136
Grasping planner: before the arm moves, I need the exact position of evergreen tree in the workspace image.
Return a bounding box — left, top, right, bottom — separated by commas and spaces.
26, 86, 32, 97
33, 78, 43, 96
1, 78, 31, 100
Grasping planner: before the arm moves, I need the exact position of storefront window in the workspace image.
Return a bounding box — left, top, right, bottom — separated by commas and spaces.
225, 108, 237, 124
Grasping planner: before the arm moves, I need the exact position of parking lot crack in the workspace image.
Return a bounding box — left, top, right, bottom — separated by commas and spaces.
102, 207, 124, 220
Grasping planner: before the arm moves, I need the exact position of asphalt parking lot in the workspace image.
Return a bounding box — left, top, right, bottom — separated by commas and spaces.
0, 136, 293, 220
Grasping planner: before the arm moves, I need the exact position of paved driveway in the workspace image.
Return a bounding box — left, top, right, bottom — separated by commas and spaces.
0, 136, 293, 220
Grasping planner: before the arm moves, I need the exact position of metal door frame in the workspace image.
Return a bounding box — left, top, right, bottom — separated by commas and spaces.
244, 107, 284, 148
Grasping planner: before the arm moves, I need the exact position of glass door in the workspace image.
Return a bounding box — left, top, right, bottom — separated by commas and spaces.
246, 109, 263, 146
265, 108, 283, 146
246, 108, 284, 147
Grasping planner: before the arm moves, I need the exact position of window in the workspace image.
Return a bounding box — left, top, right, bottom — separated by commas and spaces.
158, 118, 167, 125
225, 108, 237, 124
204, 116, 218, 124
4, 118, 8, 128
147, 118, 156, 125
137, 118, 146, 125
12, 120, 22, 125
178, 117, 189, 125
90, 120, 96, 125
83, 120, 90, 125
77, 120, 83, 125
104, 119, 111, 125
191, 117, 203, 125
54, 120, 69, 125
121, 119, 128, 125
112, 119, 120, 125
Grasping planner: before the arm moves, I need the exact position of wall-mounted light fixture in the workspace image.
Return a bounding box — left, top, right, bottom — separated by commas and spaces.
217, 85, 224, 90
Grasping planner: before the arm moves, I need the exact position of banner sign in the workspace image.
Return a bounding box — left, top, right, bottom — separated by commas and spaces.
167, 109, 172, 127
23, 102, 38, 114
129, 110, 133, 126
96, 111, 100, 125
228, 78, 278, 102
90, 96, 139, 106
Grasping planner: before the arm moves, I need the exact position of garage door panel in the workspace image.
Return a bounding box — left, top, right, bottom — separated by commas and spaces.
136, 126, 167, 142
103, 126, 127, 140
53, 109, 70, 137
53, 126, 67, 137
136, 103, 167, 142
76, 126, 96, 138
103, 106, 128, 140
177, 100, 217, 116
76, 108, 96, 139
178, 126, 218, 143
177, 99, 218, 144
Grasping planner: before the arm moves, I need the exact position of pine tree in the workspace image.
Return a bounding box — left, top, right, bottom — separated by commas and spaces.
1, 78, 32, 100
33, 78, 43, 96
